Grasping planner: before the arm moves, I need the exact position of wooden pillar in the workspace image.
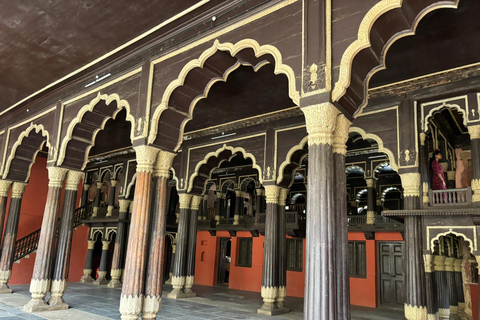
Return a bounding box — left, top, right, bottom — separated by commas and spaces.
80, 239, 96, 282
333, 114, 351, 319
454, 258, 465, 314
445, 257, 458, 315
184, 195, 201, 298
434, 254, 449, 318
142, 151, 175, 319
400, 172, 427, 320
366, 178, 375, 225
108, 199, 131, 288
216, 192, 224, 225
255, 188, 264, 214
423, 254, 437, 319
0, 182, 26, 293
119, 145, 158, 320
468, 125, 480, 203
92, 182, 102, 217
167, 193, 192, 299
24, 167, 68, 312
49, 170, 83, 310
276, 188, 289, 311
233, 190, 243, 225
202, 195, 208, 220
106, 180, 118, 217
81, 183, 90, 207
301, 103, 339, 319
419, 133, 430, 208
93, 240, 111, 285
0, 180, 12, 251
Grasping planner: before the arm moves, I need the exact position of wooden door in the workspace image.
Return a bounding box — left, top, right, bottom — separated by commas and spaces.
217, 238, 229, 284
378, 242, 405, 306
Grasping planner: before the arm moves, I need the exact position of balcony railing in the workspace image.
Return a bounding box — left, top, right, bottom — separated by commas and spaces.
347, 215, 403, 229
428, 187, 472, 207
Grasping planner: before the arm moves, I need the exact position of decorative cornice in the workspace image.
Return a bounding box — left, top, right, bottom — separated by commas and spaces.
0, 180, 12, 197
191, 195, 202, 211
333, 114, 352, 155
65, 171, 84, 191
178, 194, 192, 210
264, 185, 281, 204
47, 167, 68, 188
468, 124, 480, 140
154, 150, 175, 178
134, 145, 159, 173
400, 173, 421, 198
11, 182, 27, 199
301, 103, 339, 146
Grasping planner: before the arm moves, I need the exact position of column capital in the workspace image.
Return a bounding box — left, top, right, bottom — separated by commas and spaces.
11, 182, 27, 199
134, 145, 159, 173
118, 199, 131, 213
191, 195, 202, 211
203, 194, 209, 201
264, 185, 281, 204
110, 180, 118, 187
154, 150, 175, 178
235, 190, 244, 198
216, 192, 225, 199
419, 132, 427, 146
101, 241, 111, 251
0, 180, 12, 197
47, 167, 68, 188
87, 240, 96, 249
333, 114, 351, 155
83, 183, 90, 191
178, 193, 192, 210
278, 188, 289, 206
468, 124, 480, 140
301, 102, 340, 146
255, 188, 265, 196
423, 254, 433, 273
366, 178, 375, 188
96, 182, 103, 189
65, 170, 84, 191
399, 172, 421, 198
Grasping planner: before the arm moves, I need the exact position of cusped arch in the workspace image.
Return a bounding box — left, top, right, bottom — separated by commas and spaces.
430, 230, 475, 254
349, 127, 398, 171
374, 162, 392, 180
423, 103, 467, 132
381, 186, 402, 203
332, 0, 459, 117
188, 144, 263, 195
239, 177, 256, 192
149, 39, 300, 151
220, 179, 236, 193
58, 93, 135, 170
346, 165, 365, 176
276, 136, 308, 187
356, 189, 368, 202
3, 123, 52, 182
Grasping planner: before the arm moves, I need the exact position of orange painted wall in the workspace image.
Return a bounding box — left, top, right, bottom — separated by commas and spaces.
195, 231, 219, 286
471, 284, 478, 320
7, 157, 89, 284
286, 237, 305, 297
229, 231, 263, 292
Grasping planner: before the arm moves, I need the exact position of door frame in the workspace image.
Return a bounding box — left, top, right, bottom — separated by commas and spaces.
377, 241, 405, 307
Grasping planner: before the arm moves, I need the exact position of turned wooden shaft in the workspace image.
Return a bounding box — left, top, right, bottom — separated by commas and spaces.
94, 183, 102, 208
81, 184, 90, 207
144, 176, 169, 297
172, 206, 190, 278
0, 195, 9, 250
277, 201, 286, 290
121, 171, 153, 296
186, 207, 198, 277
262, 201, 279, 289
0, 197, 23, 272
110, 200, 129, 273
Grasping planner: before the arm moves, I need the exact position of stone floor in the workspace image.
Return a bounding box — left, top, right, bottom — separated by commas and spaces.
0, 283, 406, 319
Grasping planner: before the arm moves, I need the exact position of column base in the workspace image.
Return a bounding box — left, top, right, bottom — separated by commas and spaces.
0, 284, 12, 294
80, 273, 94, 283
93, 277, 109, 285
23, 298, 49, 313
107, 279, 122, 288
167, 288, 186, 299
183, 288, 196, 298
257, 303, 289, 316
48, 297, 69, 310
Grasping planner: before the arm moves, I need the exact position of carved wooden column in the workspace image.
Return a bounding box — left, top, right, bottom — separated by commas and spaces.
119, 145, 158, 320
168, 193, 192, 299
80, 239, 96, 282
81, 183, 90, 207
419, 132, 430, 208
233, 190, 243, 225
445, 256, 458, 315
49, 170, 84, 310
142, 151, 175, 319
92, 181, 103, 218
93, 239, 111, 285
434, 254, 449, 318
0, 182, 26, 293
184, 195, 201, 298
468, 125, 480, 203
202, 195, 208, 220
423, 254, 437, 320
366, 178, 375, 225
454, 258, 465, 314
216, 192, 224, 225
333, 114, 351, 319
301, 103, 339, 319
255, 188, 264, 214
276, 188, 289, 311
106, 180, 118, 217
24, 167, 68, 312
400, 172, 427, 320
0, 180, 12, 251
108, 199, 131, 288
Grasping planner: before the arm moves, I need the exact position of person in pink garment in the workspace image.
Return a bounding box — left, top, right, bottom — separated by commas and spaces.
430, 150, 447, 190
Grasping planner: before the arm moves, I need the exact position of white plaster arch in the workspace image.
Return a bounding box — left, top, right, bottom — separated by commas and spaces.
349, 126, 398, 171
148, 39, 301, 150
276, 136, 308, 185
381, 186, 402, 203
57, 92, 136, 169
346, 165, 365, 176
356, 189, 368, 202
423, 102, 467, 132
187, 144, 263, 194
332, 0, 459, 118
291, 193, 306, 204
3, 123, 52, 182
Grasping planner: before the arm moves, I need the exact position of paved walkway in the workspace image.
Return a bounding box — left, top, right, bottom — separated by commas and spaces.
0, 283, 406, 319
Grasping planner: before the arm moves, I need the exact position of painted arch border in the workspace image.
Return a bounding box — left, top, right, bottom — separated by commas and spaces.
3, 123, 52, 182
187, 144, 264, 194
57, 92, 136, 169
332, 0, 459, 117
427, 226, 476, 253
421, 96, 468, 132
148, 38, 301, 149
